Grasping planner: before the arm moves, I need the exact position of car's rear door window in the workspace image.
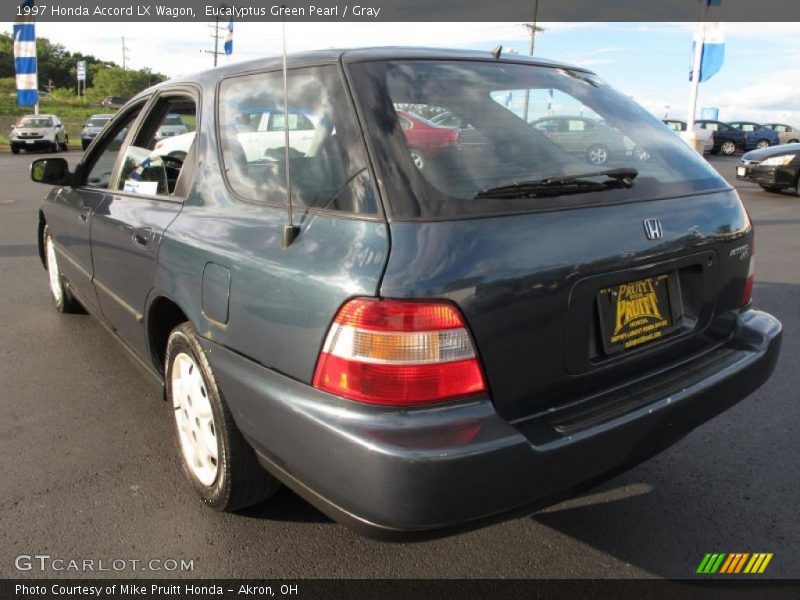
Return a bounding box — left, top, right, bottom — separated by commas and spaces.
218, 66, 378, 215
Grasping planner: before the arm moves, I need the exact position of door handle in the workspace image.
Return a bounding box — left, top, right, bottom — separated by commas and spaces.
133, 227, 152, 247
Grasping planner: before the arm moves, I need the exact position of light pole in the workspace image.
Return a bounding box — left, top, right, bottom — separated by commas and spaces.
522, 0, 545, 122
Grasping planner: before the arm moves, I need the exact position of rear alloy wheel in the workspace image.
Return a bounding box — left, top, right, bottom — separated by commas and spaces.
166, 322, 280, 511
586, 143, 609, 165
755, 139, 771, 150
409, 149, 426, 171
44, 227, 83, 313
720, 140, 737, 155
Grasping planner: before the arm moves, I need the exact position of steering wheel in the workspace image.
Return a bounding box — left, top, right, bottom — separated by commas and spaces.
162, 153, 185, 169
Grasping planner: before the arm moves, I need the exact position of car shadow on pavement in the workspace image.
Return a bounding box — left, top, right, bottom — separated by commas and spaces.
238, 486, 331, 524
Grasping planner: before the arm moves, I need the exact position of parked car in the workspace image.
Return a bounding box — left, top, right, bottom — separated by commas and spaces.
155, 113, 189, 140
101, 96, 130, 108
429, 110, 488, 147
80, 114, 115, 150
694, 119, 748, 155
662, 119, 714, 153
396, 110, 460, 170
736, 142, 800, 195
9, 114, 68, 154
531, 116, 628, 165
728, 121, 780, 150
30, 48, 781, 537
761, 123, 800, 145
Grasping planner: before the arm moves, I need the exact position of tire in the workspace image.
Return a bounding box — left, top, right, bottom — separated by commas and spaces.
43, 227, 83, 314
81, 140, 89, 151
755, 139, 770, 150
788, 139, 799, 144
10, 145, 19, 154
720, 140, 737, 156
759, 184, 782, 193
51, 141, 59, 153
409, 149, 426, 171
586, 143, 609, 165
166, 322, 281, 512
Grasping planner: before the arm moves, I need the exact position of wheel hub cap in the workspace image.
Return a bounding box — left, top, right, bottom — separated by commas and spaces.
46, 236, 63, 305
172, 352, 219, 486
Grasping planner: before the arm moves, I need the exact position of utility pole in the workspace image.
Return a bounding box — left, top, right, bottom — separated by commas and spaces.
522, 0, 546, 122
204, 15, 226, 67
121, 36, 129, 70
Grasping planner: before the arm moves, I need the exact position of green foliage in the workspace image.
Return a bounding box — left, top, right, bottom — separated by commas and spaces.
92, 66, 164, 98
0, 76, 16, 97
0, 31, 166, 100
49, 87, 76, 101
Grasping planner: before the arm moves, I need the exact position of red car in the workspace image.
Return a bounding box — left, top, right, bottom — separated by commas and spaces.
397, 110, 460, 170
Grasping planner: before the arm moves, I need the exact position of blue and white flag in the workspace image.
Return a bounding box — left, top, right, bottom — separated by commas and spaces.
13, 0, 38, 107
690, 22, 725, 83
224, 20, 233, 56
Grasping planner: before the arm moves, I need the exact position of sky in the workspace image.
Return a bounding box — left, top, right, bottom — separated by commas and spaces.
15, 21, 800, 125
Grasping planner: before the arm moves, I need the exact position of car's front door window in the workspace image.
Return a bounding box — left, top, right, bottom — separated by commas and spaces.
84, 103, 146, 189
114, 95, 197, 198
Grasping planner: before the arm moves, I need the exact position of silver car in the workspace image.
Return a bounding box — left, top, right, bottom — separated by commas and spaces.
761, 123, 800, 145
531, 115, 628, 165
9, 114, 68, 154
155, 113, 188, 140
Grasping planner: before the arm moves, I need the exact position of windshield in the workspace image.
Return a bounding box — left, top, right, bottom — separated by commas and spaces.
349, 60, 728, 219
86, 117, 110, 128
19, 117, 53, 128
162, 115, 185, 126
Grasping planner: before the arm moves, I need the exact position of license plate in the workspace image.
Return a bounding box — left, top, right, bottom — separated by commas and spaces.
25, 140, 34, 144
737, 166, 746, 177
597, 274, 673, 354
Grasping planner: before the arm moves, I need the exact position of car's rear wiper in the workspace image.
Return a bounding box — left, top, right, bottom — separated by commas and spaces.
474, 168, 638, 200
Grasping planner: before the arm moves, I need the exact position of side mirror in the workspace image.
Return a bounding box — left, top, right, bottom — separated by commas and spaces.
30, 158, 71, 186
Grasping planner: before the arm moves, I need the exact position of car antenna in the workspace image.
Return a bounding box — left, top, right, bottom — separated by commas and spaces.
490, 45, 503, 59
281, 10, 300, 249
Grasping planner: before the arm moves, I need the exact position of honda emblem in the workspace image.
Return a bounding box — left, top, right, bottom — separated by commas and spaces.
643, 218, 663, 241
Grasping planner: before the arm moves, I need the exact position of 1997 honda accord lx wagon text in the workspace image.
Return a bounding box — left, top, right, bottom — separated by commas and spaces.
30, 48, 781, 538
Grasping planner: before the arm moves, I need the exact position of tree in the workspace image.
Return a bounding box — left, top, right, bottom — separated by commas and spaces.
0, 31, 165, 94
92, 66, 164, 97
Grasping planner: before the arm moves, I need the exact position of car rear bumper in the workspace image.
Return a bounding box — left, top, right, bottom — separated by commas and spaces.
202, 309, 781, 538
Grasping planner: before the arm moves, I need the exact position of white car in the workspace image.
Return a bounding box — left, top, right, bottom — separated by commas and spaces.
662, 119, 713, 154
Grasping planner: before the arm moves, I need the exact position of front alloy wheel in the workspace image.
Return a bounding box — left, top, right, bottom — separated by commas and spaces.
755, 139, 770, 150
166, 322, 280, 511
721, 140, 737, 155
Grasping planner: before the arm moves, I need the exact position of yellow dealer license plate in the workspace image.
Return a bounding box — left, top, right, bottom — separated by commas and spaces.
597, 274, 674, 354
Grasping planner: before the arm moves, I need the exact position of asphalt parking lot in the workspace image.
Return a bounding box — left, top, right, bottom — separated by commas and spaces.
0, 151, 797, 579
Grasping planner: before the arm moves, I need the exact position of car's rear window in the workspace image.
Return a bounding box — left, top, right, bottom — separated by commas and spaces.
87, 117, 110, 127
349, 60, 729, 220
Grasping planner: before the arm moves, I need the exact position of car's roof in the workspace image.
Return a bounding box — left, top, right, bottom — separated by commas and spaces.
21, 114, 56, 118
731, 121, 760, 125
89, 113, 115, 118
140, 46, 590, 96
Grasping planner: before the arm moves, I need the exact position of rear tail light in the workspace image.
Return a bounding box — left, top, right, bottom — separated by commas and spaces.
741, 241, 755, 306
312, 298, 487, 406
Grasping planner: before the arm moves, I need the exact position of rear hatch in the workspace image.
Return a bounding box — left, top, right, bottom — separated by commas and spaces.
380, 190, 752, 421
347, 55, 753, 420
